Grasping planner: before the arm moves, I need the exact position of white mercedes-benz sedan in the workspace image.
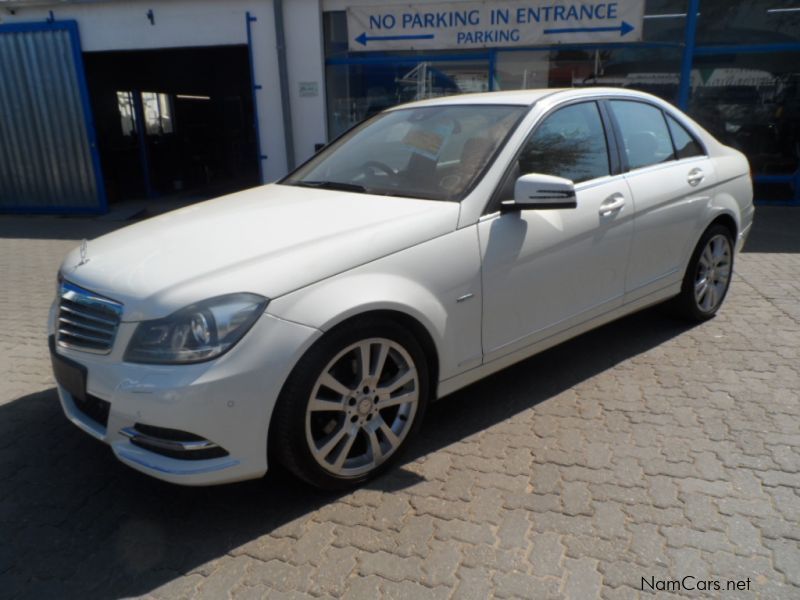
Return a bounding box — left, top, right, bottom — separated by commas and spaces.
50, 88, 753, 488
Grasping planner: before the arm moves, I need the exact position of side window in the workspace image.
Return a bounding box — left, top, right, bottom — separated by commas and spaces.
666, 114, 704, 159
518, 102, 611, 184
609, 100, 675, 170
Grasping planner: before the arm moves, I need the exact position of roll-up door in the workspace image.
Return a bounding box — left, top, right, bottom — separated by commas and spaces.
0, 21, 105, 213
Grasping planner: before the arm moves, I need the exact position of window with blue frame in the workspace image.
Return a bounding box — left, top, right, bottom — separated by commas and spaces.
493, 46, 684, 101
694, 0, 800, 44
326, 57, 490, 138
324, 0, 800, 203
688, 0, 800, 203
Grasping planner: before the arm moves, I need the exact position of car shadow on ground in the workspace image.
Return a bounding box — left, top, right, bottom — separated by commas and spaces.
0, 306, 695, 598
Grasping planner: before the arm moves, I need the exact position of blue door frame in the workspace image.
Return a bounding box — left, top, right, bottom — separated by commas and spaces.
0, 20, 107, 214
327, 1, 800, 206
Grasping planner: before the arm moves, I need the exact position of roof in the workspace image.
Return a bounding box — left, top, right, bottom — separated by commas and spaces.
395, 89, 563, 109
392, 87, 660, 109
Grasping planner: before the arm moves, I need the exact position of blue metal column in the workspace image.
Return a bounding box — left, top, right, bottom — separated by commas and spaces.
488, 49, 497, 91
246, 12, 266, 183
677, 0, 700, 109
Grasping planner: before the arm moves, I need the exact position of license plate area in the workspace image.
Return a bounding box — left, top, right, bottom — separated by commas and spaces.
50, 335, 87, 401
49, 336, 110, 429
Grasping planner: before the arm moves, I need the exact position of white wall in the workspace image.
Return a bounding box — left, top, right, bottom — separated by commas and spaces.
323, 0, 475, 9
283, 0, 328, 167
2, 0, 250, 51
0, 0, 321, 183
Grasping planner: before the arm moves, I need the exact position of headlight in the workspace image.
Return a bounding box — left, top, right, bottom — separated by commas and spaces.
124, 293, 268, 364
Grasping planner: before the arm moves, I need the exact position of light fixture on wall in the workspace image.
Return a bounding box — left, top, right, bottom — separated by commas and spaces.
642, 13, 688, 19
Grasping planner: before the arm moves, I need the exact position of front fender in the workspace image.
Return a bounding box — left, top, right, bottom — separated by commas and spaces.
274, 272, 445, 339
266, 227, 484, 381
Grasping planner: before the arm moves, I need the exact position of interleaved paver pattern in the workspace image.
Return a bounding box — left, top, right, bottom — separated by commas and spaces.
0, 209, 798, 599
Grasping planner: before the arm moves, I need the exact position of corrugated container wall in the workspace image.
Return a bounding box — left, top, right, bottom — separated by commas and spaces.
0, 27, 100, 211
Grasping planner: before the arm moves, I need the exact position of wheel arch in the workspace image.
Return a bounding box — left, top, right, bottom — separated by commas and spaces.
707, 188, 743, 239
267, 268, 459, 379
682, 203, 740, 272
708, 212, 738, 240
319, 308, 440, 403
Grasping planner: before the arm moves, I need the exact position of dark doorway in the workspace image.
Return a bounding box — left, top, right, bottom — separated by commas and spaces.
84, 46, 259, 205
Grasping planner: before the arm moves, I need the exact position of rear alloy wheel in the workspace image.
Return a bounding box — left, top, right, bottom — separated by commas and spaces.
272, 319, 428, 489
694, 233, 732, 314
673, 224, 734, 321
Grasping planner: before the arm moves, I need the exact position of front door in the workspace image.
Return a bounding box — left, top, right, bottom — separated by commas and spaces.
480, 101, 633, 361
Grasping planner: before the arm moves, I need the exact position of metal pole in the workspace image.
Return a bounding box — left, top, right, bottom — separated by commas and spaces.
131, 90, 155, 198
677, 0, 700, 109
246, 12, 266, 183
273, 0, 296, 171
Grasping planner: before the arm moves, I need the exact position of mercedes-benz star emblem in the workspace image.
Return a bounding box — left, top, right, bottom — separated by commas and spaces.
77, 239, 90, 267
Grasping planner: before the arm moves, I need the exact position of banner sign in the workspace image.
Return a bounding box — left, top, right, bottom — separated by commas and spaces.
347, 1, 644, 51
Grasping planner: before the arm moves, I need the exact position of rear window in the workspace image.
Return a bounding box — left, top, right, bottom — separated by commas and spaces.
666, 114, 705, 159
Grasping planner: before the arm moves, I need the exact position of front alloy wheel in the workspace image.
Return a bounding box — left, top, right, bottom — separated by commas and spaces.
271, 318, 429, 489
305, 338, 419, 477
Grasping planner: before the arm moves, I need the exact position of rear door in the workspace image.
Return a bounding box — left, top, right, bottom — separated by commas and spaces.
606, 100, 717, 302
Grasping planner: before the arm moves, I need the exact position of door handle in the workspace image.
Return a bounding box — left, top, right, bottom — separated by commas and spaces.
687, 168, 705, 186
599, 193, 625, 216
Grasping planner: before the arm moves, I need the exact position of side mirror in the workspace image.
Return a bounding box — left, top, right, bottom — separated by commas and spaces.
501, 173, 577, 213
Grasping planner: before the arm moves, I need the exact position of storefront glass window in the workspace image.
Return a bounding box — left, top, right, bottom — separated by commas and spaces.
642, 0, 689, 42
322, 1, 800, 203
494, 47, 683, 102
326, 59, 490, 138
323, 11, 349, 59
687, 51, 800, 199
696, 0, 800, 44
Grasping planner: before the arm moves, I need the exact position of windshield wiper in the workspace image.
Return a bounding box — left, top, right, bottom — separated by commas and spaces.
379, 190, 442, 201
293, 180, 369, 194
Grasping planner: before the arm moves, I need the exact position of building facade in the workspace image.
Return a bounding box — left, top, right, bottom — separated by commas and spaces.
1, 0, 799, 212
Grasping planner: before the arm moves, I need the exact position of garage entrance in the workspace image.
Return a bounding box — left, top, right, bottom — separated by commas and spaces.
84, 46, 259, 204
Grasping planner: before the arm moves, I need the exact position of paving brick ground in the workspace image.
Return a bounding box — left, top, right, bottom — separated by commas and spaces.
0, 208, 798, 599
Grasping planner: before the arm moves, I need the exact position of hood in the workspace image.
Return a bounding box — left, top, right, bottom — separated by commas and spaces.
61, 184, 459, 321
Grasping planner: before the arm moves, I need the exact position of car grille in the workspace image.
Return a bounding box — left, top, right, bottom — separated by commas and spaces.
57, 281, 123, 354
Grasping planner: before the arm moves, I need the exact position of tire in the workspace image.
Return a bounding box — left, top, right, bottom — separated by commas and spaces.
271, 316, 429, 490
671, 224, 735, 322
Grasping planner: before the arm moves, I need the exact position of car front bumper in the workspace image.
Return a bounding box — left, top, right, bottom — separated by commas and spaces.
49, 303, 321, 485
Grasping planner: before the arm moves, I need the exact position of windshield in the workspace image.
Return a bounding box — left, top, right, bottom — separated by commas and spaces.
282, 104, 526, 201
